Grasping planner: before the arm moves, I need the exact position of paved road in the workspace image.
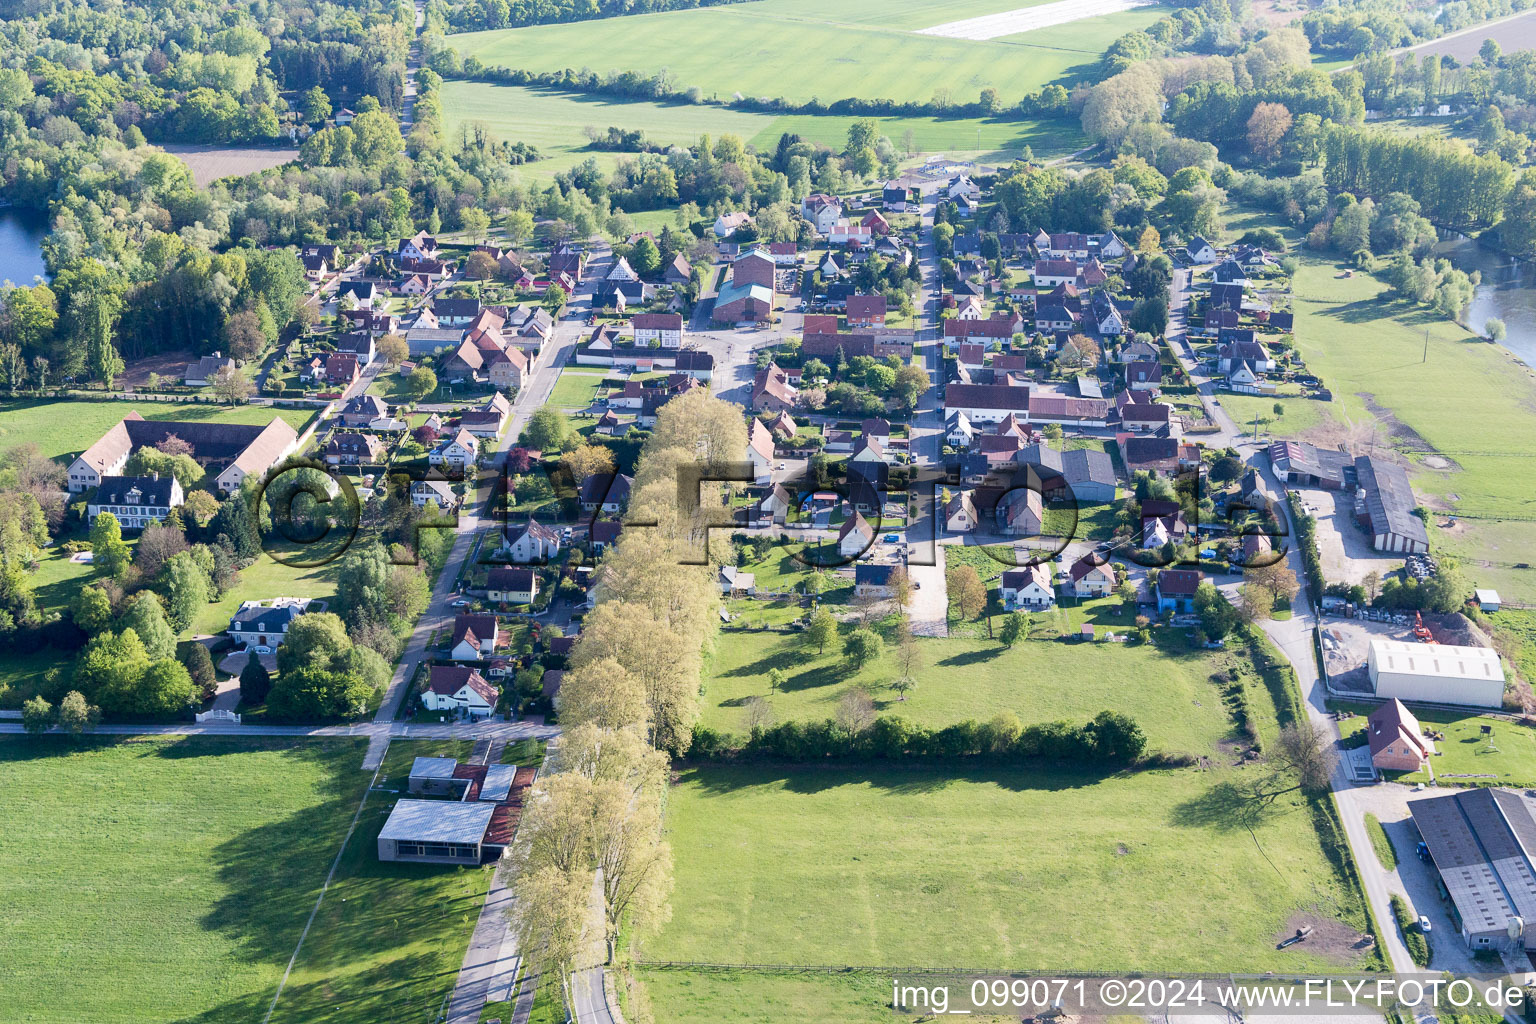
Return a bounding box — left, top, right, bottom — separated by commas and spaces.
0, 718, 560, 741
445, 856, 524, 1024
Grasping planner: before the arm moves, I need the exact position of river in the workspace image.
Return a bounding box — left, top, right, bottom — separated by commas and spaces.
1434, 232, 1536, 369
0, 206, 48, 285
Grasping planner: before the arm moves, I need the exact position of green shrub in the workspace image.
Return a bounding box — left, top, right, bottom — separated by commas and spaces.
1391, 893, 1430, 967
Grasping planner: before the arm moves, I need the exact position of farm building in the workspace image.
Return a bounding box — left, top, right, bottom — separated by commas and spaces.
1353, 456, 1429, 554
1368, 639, 1505, 708
1410, 788, 1536, 951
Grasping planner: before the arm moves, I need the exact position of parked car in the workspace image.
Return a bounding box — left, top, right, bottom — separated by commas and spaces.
1418, 916, 1432, 933
451, 598, 470, 608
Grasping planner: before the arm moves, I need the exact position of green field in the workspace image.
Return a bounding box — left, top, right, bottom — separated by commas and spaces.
0, 736, 370, 1024
449, 0, 1169, 108
1287, 255, 1536, 601
546, 370, 608, 412
189, 546, 344, 638
703, 629, 1252, 756
648, 762, 1371, 973
438, 82, 1083, 182
1335, 700, 1536, 788
0, 398, 315, 463
1218, 390, 1338, 440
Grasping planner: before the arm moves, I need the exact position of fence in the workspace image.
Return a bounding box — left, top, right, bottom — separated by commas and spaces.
195, 709, 241, 724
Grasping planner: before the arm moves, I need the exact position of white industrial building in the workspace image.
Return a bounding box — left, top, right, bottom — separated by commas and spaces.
1368, 639, 1505, 708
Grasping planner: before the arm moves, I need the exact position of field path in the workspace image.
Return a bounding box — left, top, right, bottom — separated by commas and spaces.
916, 0, 1154, 40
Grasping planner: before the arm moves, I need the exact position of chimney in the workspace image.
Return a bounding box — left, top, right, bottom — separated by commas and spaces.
150, 471, 159, 481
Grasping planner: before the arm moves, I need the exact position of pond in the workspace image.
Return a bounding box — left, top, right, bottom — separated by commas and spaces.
1435, 232, 1536, 370
0, 206, 48, 285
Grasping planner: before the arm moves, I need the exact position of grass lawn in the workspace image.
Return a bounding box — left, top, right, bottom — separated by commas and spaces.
647, 762, 1372, 973
189, 548, 344, 638
366, 371, 426, 408
1365, 812, 1398, 871
545, 370, 607, 412
0, 736, 369, 1024
450, 0, 1170, 107
440, 82, 780, 180
1334, 700, 1536, 788
0, 398, 316, 463
1219, 390, 1337, 439
267, 740, 495, 1024
700, 629, 1250, 757
1288, 255, 1536, 602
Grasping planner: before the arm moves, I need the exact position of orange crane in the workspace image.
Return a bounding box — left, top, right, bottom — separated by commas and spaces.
1414, 611, 1438, 644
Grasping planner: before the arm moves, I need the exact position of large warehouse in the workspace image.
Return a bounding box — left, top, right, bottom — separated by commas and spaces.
1368, 639, 1505, 708
1410, 788, 1536, 951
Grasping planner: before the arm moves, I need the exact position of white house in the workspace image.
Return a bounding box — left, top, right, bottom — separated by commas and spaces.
829, 219, 873, 245
1186, 236, 1217, 264
945, 410, 974, 448
801, 194, 843, 235
412, 479, 458, 511
1068, 556, 1116, 598
632, 312, 684, 349
421, 665, 499, 718
838, 512, 875, 559
713, 211, 753, 238
449, 613, 499, 661
501, 519, 561, 563
1000, 564, 1055, 610
430, 429, 478, 470
747, 419, 775, 485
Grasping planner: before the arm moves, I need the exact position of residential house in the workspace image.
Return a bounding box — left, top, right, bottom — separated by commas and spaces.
1034, 259, 1080, 288
1001, 564, 1055, 610
663, 253, 692, 285
411, 479, 459, 510
633, 312, 684, 348
486, 567, 538, 605
713, 211, 753, 238
862, 209, 890, 236
829, 219, 873, 245
462, 393, 512, 438
227, 597, 317, 649
847, 294, 886, 327
854, 563, 896, 598
324, 431, 385, 466
800, 194, 843, 234
1118, 434, 1181, 475
1119, 400, 1173, 433
430, 429, 478, 469
1186, 236, 1217, 264
324, 352, 359, 387
589, 519, 623, 554
1118, 339, 1158, 364
579, 473, 633, 514
1068, 556, 1116, 598
498, 519, 558, 566
1044, 232, 1092, 260
1213, 259, 1249, 286
756, 483, 793, 524
87, 474, 184, 530
747, 418, 775, 485
719, 565, 756, 595
673, 349, 714, 381
837, 512, 876, 559
337, 280, 377, 309
421, 666, 499, 718
432, 297, 481, 327
1125, 361, 1163, 391
606, 255, 638, 282
1155, 569, 1202, 614
768, 410, 798, 439
184, 353, 234, 387
398, 231, 439, 264
996, 487, 1043, 536
944, 489, 977, 532
399, 273, 432, 296
945, 410, 975, 448
335, 330, 377, 366
882, 181, 910, 211
945, 382, 1031, 424
1366, 698, 1435, 771
450, 614, 499, 661
751, 362, 797, 414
